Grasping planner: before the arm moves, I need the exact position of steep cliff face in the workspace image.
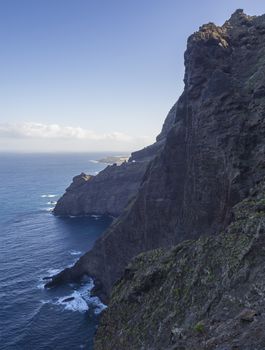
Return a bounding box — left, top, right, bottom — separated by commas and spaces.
54, 107, 175, 217
47, 10, 265, 300
94, 180, 265, 350
156, 102, 177, 142
53, 161, 148, 217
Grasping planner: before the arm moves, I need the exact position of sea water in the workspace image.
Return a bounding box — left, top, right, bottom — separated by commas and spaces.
0, 153, 115, 349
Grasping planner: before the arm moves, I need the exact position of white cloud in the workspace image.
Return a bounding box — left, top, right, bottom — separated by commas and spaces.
0, 122, 133, 142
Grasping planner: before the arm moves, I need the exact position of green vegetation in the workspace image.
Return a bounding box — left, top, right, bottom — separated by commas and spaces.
194, 322, 205, 333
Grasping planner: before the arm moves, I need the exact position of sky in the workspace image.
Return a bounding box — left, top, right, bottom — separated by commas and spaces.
1, 0, 265, 153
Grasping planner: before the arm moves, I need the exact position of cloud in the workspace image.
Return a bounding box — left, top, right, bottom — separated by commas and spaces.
0, 122, 133, 142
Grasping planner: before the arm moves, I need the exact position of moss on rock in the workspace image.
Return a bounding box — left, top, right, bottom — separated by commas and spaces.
94, 180, 265, 350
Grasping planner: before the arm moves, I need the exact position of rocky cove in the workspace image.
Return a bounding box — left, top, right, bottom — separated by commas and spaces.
48, 10, 265, 349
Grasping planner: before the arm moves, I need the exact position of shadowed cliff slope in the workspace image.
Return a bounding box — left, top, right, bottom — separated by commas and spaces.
47, 10, 265, 301
94, 180, 265, 350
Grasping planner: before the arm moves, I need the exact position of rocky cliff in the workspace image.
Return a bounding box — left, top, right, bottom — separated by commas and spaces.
94, 180, 265, 350
53, 161, 147, 217
53, 108, 175, 217
47, 10, 265, 301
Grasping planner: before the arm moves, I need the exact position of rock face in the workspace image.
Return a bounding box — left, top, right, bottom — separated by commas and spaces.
53, 162, 148, 217
48, 8, 265, 309
156, 102, 177, 142
53, 108, 175, 217
94, 181, 265, 349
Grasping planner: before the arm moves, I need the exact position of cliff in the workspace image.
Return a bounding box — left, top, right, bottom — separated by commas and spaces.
53, 162, 147, 217
53, 108, 175, 217
47, 8, 265, 311
94, 12, 265, 348
94, 180, 265, 349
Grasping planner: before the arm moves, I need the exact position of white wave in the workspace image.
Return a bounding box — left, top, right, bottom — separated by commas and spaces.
89, 159, 99, 164
67, 261, 74, 268
41, 194, 58, 198
79, 279, 107, 314
38, 276, 106, 315
47, 201, 57, 205
56, 291, 88, 313
37, 268, 61, 289
91, 214, 101, 220
67, 261, 78, 268
44, 207, 54, 212
69, 250, 82, 256
89, 296, 107, 314
37, 281, 45, 290
78, 280, 94, 299
47, 268, 61, 276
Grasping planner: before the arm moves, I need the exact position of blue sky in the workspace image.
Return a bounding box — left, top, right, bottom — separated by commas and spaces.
1, 0, 265, 152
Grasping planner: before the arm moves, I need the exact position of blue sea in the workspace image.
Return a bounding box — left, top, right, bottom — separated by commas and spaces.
0, 153, 115, 350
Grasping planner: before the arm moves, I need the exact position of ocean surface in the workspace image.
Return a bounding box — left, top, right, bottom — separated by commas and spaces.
0, 153, 116, 350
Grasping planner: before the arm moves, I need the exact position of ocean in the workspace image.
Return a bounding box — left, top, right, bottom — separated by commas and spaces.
0, 153, 115, 350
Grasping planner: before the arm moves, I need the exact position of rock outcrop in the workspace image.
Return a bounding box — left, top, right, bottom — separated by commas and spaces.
53, 162, 148, 217
48, 8, 265, 313
53, 108, 175, 217
94, 180, 265, 349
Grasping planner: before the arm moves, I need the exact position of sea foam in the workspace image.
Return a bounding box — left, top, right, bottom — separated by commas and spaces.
55, 279, 107, 314
47, 201, 57, 205
47, 268, 61, 276
37, 268, 61, 289
91, 214, 101, 220
38, 270, 106, 315
56, 291, 89, 313
69, 250, 82, 256
44, 207, 54, 212
89, 296, 107, 314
